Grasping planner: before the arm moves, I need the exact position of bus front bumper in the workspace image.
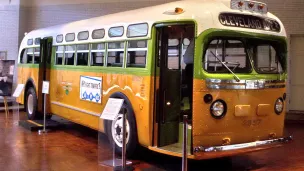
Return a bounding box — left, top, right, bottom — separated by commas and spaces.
193, 136, 293, 159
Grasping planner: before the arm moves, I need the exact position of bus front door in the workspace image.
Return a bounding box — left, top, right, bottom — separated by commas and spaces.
156, 25, 183, 147
37, 37, 52, 113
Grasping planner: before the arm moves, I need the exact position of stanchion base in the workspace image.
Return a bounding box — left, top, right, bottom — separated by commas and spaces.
38, 129, 50, 134
99, 159, 133, 171
19, 119, 62, 131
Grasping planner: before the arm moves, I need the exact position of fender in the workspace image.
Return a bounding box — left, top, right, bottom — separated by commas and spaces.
104, 92, 137, 136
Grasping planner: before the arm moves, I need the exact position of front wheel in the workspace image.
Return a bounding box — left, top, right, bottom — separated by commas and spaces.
107, 103, 138, 157
25, 87, 39, 120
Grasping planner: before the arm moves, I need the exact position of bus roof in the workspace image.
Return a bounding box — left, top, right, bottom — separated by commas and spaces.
20, 0, 286, 51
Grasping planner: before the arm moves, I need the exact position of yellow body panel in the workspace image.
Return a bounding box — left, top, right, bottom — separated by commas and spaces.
16, 66, 39, 104
48, 69, 153, 147
17, 65, 154, 147
17, 65, 287, 159
192, 79, 286, 149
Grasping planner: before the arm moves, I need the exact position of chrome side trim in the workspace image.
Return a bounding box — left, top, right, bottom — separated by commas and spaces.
207, 84, 246, 89
206, 79, 286, 90
265, 80, 285, 84
206, 79, 246, 84
265, 85, 286, 89
194, 136, 293, 153
51, 101, 100, 117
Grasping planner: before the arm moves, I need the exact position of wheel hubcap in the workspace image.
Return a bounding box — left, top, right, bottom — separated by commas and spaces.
27, 94, 34, 115
111, 114, 130, 147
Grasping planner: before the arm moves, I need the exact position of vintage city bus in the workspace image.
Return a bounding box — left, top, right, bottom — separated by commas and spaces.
17, 0, 292, 159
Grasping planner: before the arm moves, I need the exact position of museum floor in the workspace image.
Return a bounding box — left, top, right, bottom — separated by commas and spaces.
0, 112, 303, 171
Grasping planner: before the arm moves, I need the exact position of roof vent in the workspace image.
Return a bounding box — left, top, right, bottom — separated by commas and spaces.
163, 7, 184, 15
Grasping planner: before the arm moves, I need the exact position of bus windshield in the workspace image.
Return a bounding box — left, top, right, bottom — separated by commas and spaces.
247, 39, 284, 74
204, 38, 285, 74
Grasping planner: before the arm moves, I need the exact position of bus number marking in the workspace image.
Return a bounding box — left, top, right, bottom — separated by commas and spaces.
242, 119, 262, 127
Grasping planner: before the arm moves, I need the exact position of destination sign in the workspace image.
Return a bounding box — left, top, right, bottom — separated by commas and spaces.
219, 13, 280, 32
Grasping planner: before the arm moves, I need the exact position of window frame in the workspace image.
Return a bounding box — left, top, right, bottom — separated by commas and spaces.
77, 31, 89, 41
56, 34, 63, 43
27, 39, 33, 45
90, 42, 106, 67
19, 49, 27, 64
108, 26, 124, 38
64, 45, 76, 66
203, 38, 252, 74
65, 33, 75, 42
76, 44, 90, 66
55, 45, 65, 65
251, 43, 283, 74
92, 29, 105, 39
25, 48, 35, 64
33, 47, 41, 64
35, 38, 41, 45
106, 41, 125, 67
127, 23, 149, 38
126, 40, 148, 68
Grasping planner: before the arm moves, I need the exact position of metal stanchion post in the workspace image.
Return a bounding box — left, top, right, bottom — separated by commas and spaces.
182, 115, 188, 171
113, 138, 116, 166
43, 93, 46, 132
122, 111, 126, 169
39, 93, 48, 134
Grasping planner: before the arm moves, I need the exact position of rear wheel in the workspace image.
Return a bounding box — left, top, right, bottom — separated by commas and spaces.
25, 87, 39, 120
106, 103, 138, 157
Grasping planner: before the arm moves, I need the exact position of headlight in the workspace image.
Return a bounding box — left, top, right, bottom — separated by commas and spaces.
210, 100, 227, 119
275, 98, 284, 114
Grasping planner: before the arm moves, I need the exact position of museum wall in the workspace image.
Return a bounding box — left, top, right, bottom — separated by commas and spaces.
0, 0, 20, 93
19, 0, 175, 33
0, 0, 19, 60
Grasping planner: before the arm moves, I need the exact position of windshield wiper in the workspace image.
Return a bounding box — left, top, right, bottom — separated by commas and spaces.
210, 51, 240, 82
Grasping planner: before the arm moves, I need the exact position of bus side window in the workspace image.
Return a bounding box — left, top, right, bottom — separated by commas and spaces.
168, 39, 180, 70
55, 46, 64, 65
91, 43, 105, 66
26, 48, 34, 64
65, 45, 76, 65
107, 42, 124, 67
34, 47, 40, 64
127, 40, 147, 68
20, 49, 27, 64
76, 44, 89, 66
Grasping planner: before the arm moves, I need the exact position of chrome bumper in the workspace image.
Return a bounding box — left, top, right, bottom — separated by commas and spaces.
194, 136, 293, 153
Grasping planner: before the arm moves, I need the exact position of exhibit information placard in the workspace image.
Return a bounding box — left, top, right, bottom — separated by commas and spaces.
42, 81, 49, 94
12, 84, 24, 97
100, 98, 124, 120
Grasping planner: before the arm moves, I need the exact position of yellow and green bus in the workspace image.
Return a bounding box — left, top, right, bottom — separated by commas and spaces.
17, 0, 291, 159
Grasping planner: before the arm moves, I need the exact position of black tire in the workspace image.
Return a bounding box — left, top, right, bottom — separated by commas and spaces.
106, 103, 138, 157
25, 87, 39, 120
